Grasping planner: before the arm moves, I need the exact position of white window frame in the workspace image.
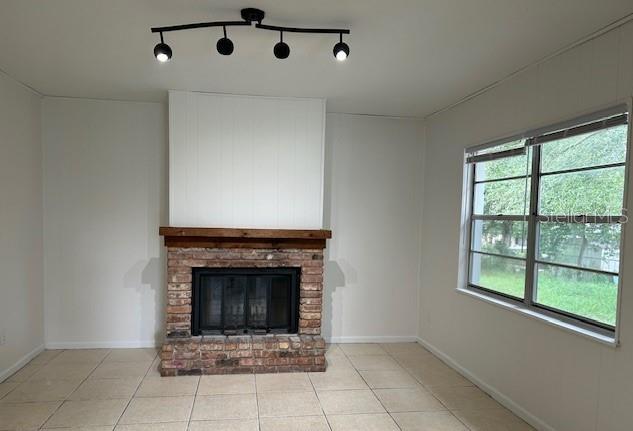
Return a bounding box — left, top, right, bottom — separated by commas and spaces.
458, 104, 632, 345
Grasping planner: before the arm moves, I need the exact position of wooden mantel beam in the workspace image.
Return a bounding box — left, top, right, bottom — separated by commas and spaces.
159, 227, 332, 250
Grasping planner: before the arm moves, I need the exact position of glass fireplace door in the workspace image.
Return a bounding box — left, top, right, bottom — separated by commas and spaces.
223, 277, 247, 332
247, 277, 268, 332
192, 268, 299, 335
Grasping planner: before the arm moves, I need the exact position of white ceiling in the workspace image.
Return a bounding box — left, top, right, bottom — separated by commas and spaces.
1, 0, 632, 117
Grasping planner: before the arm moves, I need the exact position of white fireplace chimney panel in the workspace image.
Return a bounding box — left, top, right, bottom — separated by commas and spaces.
169, 91, 325, 229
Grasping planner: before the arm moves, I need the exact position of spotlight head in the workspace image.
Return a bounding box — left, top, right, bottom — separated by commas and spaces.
333, 41, 349, 61
216, 37, 234, 56
273, 41, 290, 59
154, 42, 172, 62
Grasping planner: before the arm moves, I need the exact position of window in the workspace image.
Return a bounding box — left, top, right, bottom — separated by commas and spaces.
464, 107, 629, 336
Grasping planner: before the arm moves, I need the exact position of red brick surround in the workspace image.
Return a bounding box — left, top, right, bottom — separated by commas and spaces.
161, 334, 326, 376
159, 228, 331, 376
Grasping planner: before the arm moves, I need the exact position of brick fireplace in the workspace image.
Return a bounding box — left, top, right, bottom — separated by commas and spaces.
159, 227, 331, 376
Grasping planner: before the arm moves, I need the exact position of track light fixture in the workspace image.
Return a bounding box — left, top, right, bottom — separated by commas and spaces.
153, 33, 172, 62
333, 34, 349, 61
151, 8, 350, 63
273, 32, 290, 59
216, 26, 234, 56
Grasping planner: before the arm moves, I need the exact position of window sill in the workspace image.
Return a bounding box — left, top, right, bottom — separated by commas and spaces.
456, 287, 619, 347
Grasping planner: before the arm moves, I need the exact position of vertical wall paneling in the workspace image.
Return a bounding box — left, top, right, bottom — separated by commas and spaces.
169, 91, 326, 229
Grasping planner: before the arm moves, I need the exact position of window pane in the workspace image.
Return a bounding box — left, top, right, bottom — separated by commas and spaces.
541, 125, 627, 173
472, 220, 527, 257
538, 223, 621, 272
539, 166, 625, 216
475, 148, 530, 182
470, 253, 525, 299
535, 263, 618, 326
473, 178, 530, 215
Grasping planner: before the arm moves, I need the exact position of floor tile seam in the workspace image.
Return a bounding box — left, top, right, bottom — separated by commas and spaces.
188, 373, 203, 431
102, 349, 159, 364
39, 348, 113, 430
352, 357, 403, 431
308, 368, 334, 431
112, 351, 156, 429
254, 375, 262, 431
387, 350, 453, 408
385, 348, 478, 431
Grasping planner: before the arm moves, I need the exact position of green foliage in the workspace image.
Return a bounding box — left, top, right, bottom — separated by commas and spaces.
475, 125, 626, 271
477, 179, 530, 215
476, 126, 626, 217
541, 126, 627, 173
540, 167, 624, 215
538, 223, 620, 269
475, 147, 530, 216
476, 220, 526, 257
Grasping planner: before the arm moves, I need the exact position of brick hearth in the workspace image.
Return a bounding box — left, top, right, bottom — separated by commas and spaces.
159, 227, 331, 376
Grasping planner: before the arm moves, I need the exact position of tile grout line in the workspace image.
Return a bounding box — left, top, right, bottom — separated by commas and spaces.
5, 349, 65, 430
187, 371, 203, 430
394, 345, 535, 429
0, 351, 57, 400
341, 345, 404, 431
389, 349, 449, 396
340, 343, 481, 431
0, 367, 45, 401
254, 372, 261, 431
308, 367, 334, 431
63, 350, 114, 401
38, 348, 113, 430
111, 350, 157, 430
387, 347, 477, 431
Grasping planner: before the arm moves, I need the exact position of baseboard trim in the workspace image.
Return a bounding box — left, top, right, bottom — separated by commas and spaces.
45, 340, 158, 349
47, 336, 418, 348
326, 335, 418, 343
415, 336, 556, 431
0, 344, 45, 383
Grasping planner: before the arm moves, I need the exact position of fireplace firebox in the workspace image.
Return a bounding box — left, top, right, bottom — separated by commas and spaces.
192, 267, 300, 336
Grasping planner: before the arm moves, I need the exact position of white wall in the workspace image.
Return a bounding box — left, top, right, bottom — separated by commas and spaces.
38, 98, 424, 348
419, 22, 633, 431
169, 91, 325, 229
42, 97, 167, 348
324, 114, 425, 342
0, 73, 44, 380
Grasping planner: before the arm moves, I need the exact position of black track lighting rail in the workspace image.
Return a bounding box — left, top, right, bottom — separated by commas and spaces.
151, 7, 350, 62
150, 8, 350, 37
151, 21, 349, 35
254, 23, 349, 35
151, 21, 250, 34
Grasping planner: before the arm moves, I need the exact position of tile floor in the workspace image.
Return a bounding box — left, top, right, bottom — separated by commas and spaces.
0, 343, 535, 431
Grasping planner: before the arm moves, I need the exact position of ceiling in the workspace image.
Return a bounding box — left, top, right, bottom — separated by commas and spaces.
1, 1, 632, 117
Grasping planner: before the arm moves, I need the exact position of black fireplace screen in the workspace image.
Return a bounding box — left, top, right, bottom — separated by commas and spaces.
192, 267, 300, 335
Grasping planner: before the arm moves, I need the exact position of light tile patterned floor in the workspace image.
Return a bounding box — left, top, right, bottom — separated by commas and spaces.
0, 343, 534, 431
